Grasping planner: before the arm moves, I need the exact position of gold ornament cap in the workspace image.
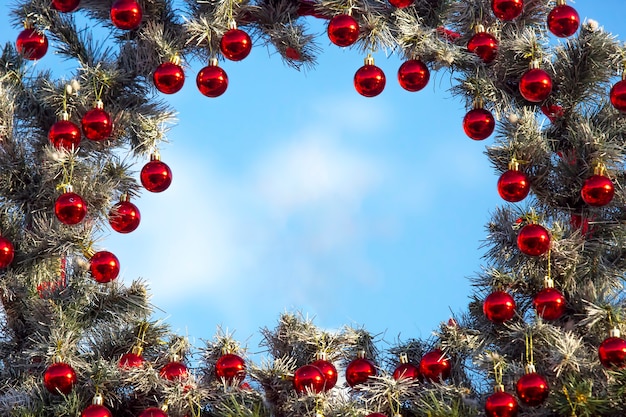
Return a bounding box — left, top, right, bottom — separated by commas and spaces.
131, 345, 144, 356
59, 111, 70, 121
610, 328, 621, 338
364, 55, 375, 66
543, 276, 554, 288
120, 193, 130, 203
92, 393, 104, 406
61, 184, 74, 194
494, 384, 505, 393
357, 350, 367, 359
399, 352, 409, 364
474, 24, 486, 34
524, 363, 536, 374
209, 57, 219, 67
316, 351, 328, 361
94, 99, 104, 110
529, 60, 540, 70
150, 152, 161, 162
507, 159, 520, 171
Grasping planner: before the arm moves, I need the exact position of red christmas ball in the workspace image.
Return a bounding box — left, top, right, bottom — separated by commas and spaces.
467, 31, 498, 64
49, 120, 81, 150
81, 404, 113, 417
153, 62, 185, 94
81, 106, 113, 141
516, 372, 549, 406
345, 357, 377, 387
485, 391, 518, 417
43, 362, 77, 395
16, 28, 48, 60
517, 224, 551, 256
610, 80, 626, 112
483, 291, 516, 323
310, 358, 338, 390
327, 14, 359, 47
293, 364, 325, 394
366, 414, 386, 417
581, 175, 614, 207
160, 361, 189, 381
138, 408, 168, 417
109, 200, 140, 233
119, 352, 145, 369
519, 68, 552, 103
419, 349, 451, 382
397, 59, 430, 92
90, 250, 120, 283
110, 0, 142, 30
533, 287, 566, 320
491, 0, 523, 21
541, 104, 564, 122
285, 47, 301, 60
354, 63, 386, 97
52, 0, 80, 12
220, 28, 252, 61
598, 336, 626, 368
55, 191, 87, 225
0, 236, 15, 268
388, 0, 413, 8
141, 158, 172, 193
463, 108, 495, 140
392, 362, 420, 381
197, 63, 228, 98
215, 353, 247, 382
547, 4, 579, 38
497, 170, 530, 202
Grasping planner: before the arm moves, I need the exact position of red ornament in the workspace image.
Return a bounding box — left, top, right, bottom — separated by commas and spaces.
419, 349, 451, 382
160, 361, 189, 381
327, 14, 359, 47
220, 28, 252, 61
310, 358, 338, 390
533, 287, 566, 320
541, 104, 564, 122
16, 27, 48, 60
397, 59, 430, 92
483, 291, 516, 323
497, 169, 530, 202
570, 213, 590, 236
285, 47, 301, 60
109, 197, 140, 234
119, 349, 145, 369
467, 31, 498, 64
110, 0, 142, 30
485, 390, 518, 417
54, 187, 87, 225
610, 80, 626, 112
392, 362, 420, 381
293, 364, 325, 394
153, 61, 185, 94
581, 175, 614, 207
516, 371, 549, 406
89, 250, 120, 283
81, 404, 112, 417
0, 236, 15, 268
345, 357, 377, 387
138, 408, 168, 417
366, 414, 386, 417
43, 362, 77, 395
388, 0, 413, 8
141, 155, 172, 193
49, 119, 81, 150
52, 0, 80, 12
463, 108, 495, 140
197, 60, 228, 98
81, 102, 113, 141
215, 353, 247, 382
517, 223, 550, 256
547, 3, 579, 38
354, 57, 386, 97
519, 67, 552, 103
491, 0, 523, 21
598, 335, 626, 368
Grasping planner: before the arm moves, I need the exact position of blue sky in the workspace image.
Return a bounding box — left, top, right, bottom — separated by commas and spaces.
2, 1, 625, 353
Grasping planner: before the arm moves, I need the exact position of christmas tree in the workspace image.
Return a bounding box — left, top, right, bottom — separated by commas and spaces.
1, 0, 626, 416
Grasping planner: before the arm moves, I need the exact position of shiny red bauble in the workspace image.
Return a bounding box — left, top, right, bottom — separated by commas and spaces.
516, 372, 549, 406
327, 14, 359, 47
483, 291, 516, 323
119, 351, 145, 369
388, 0, 413, 8
517, 223, 550, 256
392, 362, 420, 381
463, 108, 495, 140
110, 0, 142, 30
81, 404, 113, 417
0, 236, 15, 268
215, 353, 247, 382
90, 250, 120, 283
16, 28, 48, 60
491, 0, 523, 21
485, 391, 518, 417
598, 336, 626, 368
419, 349, 451, 382
581, 175, 614, 207
52, 0, 80, 12
310, 358, 338, 390
54, 191, 87, 225
141, 157, 172, 193
138, 408, 168, 417
467, 32, 498, 64
497, 170, 530, 202
197, 63, 228, 98
49, 120, 81, 150
610, 80, 626, 112
354, 63, 386, 97
547, 4, 579, 38
345, 357, 377, 387
397, 59, 430, 92
43, 362, 77, 395
541, 104, 564, 122
153, 62, 185, 94
220, 28, 252, 61
533, 288, 566, 320
160, 361, 189, 381
109, 200, 140, 233
293, 364, 325, 394
519, 68, 552, 103
81, 106, 113, 141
